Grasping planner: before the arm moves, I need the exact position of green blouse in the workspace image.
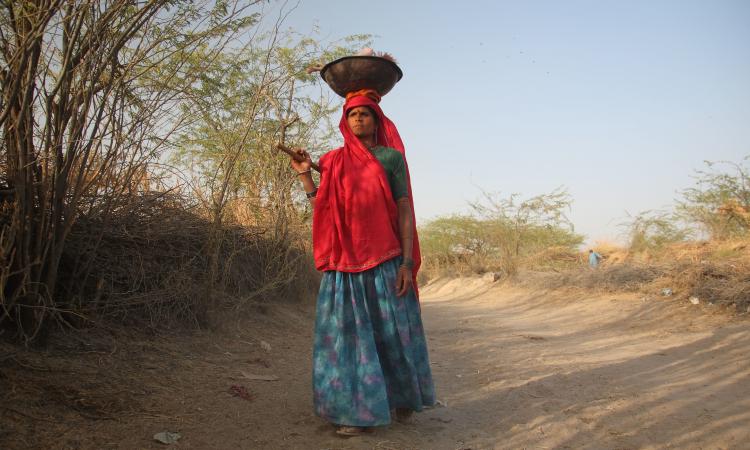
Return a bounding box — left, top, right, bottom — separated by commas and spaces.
370, 145, 409, 200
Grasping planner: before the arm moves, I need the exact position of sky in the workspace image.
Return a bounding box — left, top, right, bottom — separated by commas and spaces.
280, 0, 750, 244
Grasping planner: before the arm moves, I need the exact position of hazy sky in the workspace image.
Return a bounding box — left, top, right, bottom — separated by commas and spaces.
282, 0, 750, 244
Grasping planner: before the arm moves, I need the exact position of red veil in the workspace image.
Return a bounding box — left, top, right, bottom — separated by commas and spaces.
312, 94, 421, 286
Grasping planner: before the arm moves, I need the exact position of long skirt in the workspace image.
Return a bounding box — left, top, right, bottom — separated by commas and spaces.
312, 256, 436, 427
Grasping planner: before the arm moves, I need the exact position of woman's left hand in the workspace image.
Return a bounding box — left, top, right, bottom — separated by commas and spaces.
396, 266, 412, 297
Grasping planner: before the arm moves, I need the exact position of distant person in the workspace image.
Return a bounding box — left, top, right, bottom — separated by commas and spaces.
588, 249, 603, 268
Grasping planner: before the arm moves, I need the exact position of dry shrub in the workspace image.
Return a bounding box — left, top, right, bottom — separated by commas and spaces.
521, 263, 666, 292
419, 250, 494, 281
645, 238, 750, 304
522, 246, 581, 271
591, 241, 631, 265
666, 239, 749, 264
515, 238, 750, 313
591, 240, 624, 254
56, 191, 316, 329
576, 263, 666, 291
680, 264, 750, 311
59, 192, 208, 325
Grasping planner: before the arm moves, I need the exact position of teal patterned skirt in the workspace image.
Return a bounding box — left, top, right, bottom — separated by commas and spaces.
312, 257, 436, 427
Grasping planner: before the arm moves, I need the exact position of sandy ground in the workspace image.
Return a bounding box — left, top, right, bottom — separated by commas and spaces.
1, 278, 749, 449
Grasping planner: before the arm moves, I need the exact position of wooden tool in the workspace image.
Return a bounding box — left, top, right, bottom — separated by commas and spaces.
276, 143, 320, 173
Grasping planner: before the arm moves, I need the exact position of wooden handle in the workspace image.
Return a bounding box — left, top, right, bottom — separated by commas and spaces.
276, 144, 321, 173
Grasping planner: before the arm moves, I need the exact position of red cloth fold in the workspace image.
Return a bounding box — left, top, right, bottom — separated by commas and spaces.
313, 95, 422, 285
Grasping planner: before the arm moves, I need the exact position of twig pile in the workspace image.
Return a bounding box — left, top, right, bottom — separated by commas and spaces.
55, 190, 315, 329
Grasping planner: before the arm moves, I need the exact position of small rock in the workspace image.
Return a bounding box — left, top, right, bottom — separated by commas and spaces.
430, 417, 453, 423
260, 340, 272, 352
154, 432, 181, 445
483, 272, 501, 282
661, 288, 673, 297
689, 296, 700, 305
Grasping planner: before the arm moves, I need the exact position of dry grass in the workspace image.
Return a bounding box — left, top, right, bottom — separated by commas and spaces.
52, 190, 317, 331
591, 240, 632, 264
512, 239, 750, 313
513, 263, 665, 295
521, 245, 581, 271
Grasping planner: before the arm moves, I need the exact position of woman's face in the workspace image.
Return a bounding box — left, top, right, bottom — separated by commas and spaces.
346, 106, 377, 140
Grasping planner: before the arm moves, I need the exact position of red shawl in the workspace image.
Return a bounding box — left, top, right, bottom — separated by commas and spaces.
312, 95, 422, 284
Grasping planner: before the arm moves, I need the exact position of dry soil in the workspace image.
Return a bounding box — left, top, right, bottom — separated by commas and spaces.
1, 277, 748, 449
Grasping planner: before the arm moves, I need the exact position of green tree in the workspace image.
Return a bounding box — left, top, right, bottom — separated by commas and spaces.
419, 215, 491, 274
470, 187, 582, 274
419, 188, 583, 277
677, 157, 750, 240
0, 0, 262, 342
167, 28, 371, 305
624, 210, 691, 252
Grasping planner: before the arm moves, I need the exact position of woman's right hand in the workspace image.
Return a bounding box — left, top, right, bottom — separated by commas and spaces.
290, 148, 312, 173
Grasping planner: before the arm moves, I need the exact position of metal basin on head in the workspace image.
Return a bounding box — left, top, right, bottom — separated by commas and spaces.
320, 56, 403, 98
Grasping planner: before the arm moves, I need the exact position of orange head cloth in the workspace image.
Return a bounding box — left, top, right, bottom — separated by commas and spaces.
345, 88, 381, 104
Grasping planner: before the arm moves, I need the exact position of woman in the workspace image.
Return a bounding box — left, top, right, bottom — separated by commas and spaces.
291, 89, 435, 436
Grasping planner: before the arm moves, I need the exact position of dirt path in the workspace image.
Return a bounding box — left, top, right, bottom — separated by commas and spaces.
415, 279, 749, 450
2, 278, 749, 449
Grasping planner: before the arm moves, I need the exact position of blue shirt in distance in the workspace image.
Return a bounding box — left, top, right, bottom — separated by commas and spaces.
589, 251, 602, 268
